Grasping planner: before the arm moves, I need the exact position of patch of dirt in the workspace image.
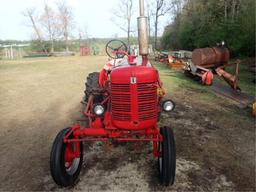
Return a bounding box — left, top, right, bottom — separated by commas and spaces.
42, 141, 235, 192
164, 89, 255, 191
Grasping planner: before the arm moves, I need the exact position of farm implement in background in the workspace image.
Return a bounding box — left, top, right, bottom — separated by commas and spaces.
155, 50, 191, 70
184, 45, 240, 90
156, 45, 255, 110
156, 46, 241, 90
183, 44, 255, 110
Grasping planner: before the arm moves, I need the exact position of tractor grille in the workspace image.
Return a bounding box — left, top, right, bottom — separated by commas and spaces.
111, 82, 157, 122
137, 83, 157, 121
111, 83, 131, 121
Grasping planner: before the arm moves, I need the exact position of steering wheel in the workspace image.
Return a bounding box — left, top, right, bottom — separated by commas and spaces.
105, 39, 128, 59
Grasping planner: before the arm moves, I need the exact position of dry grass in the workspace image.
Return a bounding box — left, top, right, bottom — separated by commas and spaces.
0, 56, 107, 129
0, 56, 107, 190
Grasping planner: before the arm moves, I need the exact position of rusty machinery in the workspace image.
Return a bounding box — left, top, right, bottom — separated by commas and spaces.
184, 45, 256, 112
169, 51, 191, 70
155, 51, 188, 70
184, 44, 240, 90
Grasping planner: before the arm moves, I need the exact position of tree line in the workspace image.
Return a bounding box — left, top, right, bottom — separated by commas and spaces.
110, 0, 175, 49
161, 0, 255, 56
22, 0, 174, 53
23, 1, 75, 53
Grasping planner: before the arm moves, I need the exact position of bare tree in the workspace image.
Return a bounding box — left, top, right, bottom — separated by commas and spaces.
79, 25, 89, 40
57, 1, 74, 52
23, 8, 47, 53
112, 0, 134, 47
149, 0, 172, 49
78, 25, 90, 46
146, 1, 154, 44
223, 0, 228, 21
40, 4, 58, 52
171, 0, 184, 16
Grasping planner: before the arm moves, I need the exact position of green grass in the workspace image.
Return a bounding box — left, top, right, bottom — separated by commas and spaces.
153, 60, 255, 123
223, 62, 256, 96
153, 61, 255, 98
153, 61, 215, 104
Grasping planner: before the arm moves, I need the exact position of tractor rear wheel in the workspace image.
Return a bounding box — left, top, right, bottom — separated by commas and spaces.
50, 128, 83, 187
84, 72, 103, 102
158, 126, 176, 186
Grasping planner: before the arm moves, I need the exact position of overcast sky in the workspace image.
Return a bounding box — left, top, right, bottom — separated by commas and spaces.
0, 0, 170, 40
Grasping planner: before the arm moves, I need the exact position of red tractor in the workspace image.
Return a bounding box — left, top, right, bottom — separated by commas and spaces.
50, 0, 176, 187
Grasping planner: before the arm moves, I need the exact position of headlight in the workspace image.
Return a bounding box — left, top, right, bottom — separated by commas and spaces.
93, 104, 105, 115
162, 100, 175, 112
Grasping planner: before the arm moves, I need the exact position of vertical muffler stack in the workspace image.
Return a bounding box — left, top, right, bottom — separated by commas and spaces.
138, 0, 149, 56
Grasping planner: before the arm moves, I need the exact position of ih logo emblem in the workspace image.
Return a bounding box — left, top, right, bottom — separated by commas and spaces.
130, 77, 137, 84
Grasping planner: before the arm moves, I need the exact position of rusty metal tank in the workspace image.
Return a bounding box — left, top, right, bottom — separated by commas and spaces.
192, 47, 230, 68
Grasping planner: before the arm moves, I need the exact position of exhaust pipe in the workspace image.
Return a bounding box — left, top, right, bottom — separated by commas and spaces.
137, 0, 149, 56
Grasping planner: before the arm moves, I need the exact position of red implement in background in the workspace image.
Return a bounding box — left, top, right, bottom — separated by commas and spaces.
215, 60, 240, 90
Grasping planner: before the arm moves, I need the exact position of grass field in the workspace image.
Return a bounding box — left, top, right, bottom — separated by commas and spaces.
0, 56, 255, 191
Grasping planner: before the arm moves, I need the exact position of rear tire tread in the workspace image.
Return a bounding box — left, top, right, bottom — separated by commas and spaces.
84, 72, 103, 102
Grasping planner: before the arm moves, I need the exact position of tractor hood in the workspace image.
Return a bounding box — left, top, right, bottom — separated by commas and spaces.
111, 65, 159, 84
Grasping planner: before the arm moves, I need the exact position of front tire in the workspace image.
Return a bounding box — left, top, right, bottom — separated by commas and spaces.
50, 128, 83, 187
158, 126, 176, 186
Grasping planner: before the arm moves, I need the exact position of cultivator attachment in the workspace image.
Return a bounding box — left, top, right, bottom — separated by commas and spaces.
183, 60, 214, 85
184, 59, 241, 89
215, 60, 240, 90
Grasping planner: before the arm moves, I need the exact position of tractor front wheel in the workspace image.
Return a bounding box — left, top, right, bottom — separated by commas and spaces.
158, 126, 176, 186
50, 128, 83, 187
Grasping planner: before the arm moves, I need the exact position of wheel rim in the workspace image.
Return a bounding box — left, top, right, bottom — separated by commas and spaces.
64, 142, 81, 175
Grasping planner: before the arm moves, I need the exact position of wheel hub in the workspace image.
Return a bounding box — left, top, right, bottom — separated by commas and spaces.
64, 143, 81, 175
